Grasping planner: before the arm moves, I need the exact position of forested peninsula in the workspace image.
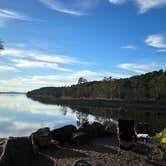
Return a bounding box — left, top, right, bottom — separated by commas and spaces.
27, 70, 166, 109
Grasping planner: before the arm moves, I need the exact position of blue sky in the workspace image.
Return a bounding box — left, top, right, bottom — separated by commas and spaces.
0, 0, 166, 92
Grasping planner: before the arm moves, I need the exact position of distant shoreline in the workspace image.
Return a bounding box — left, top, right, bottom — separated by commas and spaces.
27, 95, 166, 110
0, 92, 26, 95
26, 70, 166, 110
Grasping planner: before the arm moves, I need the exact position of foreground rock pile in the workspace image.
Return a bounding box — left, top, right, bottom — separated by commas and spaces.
0, 122, 117, 166
30, 121, 117, 149
0, 122, 165, 166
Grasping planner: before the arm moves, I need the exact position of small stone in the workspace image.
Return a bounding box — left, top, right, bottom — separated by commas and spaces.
73, 159, 91, 166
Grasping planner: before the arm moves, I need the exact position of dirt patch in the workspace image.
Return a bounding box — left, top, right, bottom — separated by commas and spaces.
32, 136, 153, 166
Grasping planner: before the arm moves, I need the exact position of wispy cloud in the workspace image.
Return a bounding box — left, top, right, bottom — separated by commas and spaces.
121, 45, 137, 50
30, 54, 93, 65
11, 58, 71, 72
108, 0, 166, 13
145, 34, 166, 49
39, 0, 98, 16
0, 9, 31, 21
0, 48, 92, 65
0, 9, 42, 27
135, 0, 166, 13
108, 0, 126, 5
118, 63, 159, 73
0, 49, 25, 57
0, 65, 16, 72
0, 48, 96, 73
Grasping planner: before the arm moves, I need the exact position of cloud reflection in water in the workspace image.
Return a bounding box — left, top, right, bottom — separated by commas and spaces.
0, 94, 78, 137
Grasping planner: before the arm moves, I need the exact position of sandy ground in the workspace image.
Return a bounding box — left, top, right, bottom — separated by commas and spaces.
32, 136, 156, 166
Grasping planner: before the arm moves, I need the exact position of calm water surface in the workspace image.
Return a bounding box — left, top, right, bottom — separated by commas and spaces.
0, 94, 166, 137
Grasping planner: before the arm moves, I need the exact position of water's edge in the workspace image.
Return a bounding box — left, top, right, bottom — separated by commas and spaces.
28, 95, 166, 110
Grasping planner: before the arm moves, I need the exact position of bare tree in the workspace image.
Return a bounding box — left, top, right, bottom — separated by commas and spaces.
77, 77, 88, 84
103, 76, 112, 81
0, 40, 4, 50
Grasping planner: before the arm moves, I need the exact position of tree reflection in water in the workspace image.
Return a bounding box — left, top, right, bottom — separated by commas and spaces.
69, 106, 166, 132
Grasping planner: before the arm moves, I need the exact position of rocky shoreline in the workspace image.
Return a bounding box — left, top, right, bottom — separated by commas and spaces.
1, 121, 165, 166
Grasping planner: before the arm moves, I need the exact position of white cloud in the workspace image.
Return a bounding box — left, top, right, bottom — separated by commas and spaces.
23, 0, 166, 16
118, 63, 158, 73
0, 48, 94, 72
110, 73, 131, 78
37, 55, 73, 63
12, 58, 71, 72
0, 9, 42, 27
145, 34, 166, 49
121, 45, 137, 50
39, 0, 83, 15
0, 48, 92, 65
108, 0, 126, 5
108, 0, 166, 13
0, 9, 34, 21
32, 54, 73, 63
74, 70, 100, 78
135, 0, 166, 13
30, 54, 92, 65
39, 0, 98, 16
0, 49, 25, 57
0, 65, 16, 72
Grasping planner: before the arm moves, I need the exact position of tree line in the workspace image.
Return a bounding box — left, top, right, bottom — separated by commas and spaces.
27, 70, 166, 101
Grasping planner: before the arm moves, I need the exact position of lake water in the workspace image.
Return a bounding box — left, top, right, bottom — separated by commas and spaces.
0, 94, 166, 137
